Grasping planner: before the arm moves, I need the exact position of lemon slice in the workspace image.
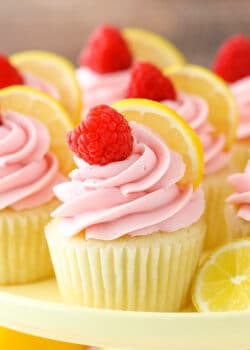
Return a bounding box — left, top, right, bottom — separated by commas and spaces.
0, 86, 74, 175
192, 239, 250, 312
10, 51, 82, 125
122, 28, 185, 69
112, 98, 203, 188
166, 65, 238, 148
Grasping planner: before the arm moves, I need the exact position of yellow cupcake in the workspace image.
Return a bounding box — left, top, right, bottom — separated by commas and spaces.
224, 161, 250, 240
46, 100, 205, 311
202, 166, 233, 248
167, 65, 238, 249
46, 219, 205, 312
0, 87, 73, 285
225, 204, 250, 239
0, 200, 58, 285
230, 140, 250, 171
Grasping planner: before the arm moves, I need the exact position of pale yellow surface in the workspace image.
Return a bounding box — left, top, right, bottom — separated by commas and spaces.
166, 65, 238, 148
122, 28, 185, 69
0, 86, 74, 175
0, 279, 249, 349
10, 51, 82, 125
193, 239, 250, 312
113, 99, 204, 188
0, 328, 84, 350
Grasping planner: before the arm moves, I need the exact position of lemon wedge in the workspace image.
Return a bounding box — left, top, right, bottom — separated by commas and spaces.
113, 98, 203, 188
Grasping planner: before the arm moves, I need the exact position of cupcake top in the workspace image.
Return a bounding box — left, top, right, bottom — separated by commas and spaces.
213, 34, 250, 141
52, 104, 204, 240
126, 62, 229, 175
77, 25, 133, 113
227, 160, 250, 221
0, 54, 59, 99
230, 77, 250, 140
0, 111, 64, 210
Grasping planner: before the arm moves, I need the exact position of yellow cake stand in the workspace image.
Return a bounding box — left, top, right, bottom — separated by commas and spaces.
0, 278, 249, 350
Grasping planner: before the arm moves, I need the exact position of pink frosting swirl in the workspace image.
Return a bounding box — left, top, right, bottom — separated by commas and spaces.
164, 93, 230, 175
76, 67, 131, 114
23, 72, 60, 100
231, 77, 250, 140
0, 111, 64, 210
52, 122, 204, 240
227, 160, 250, 221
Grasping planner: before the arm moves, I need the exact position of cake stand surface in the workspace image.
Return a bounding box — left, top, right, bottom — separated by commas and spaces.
0, 278, 249, 350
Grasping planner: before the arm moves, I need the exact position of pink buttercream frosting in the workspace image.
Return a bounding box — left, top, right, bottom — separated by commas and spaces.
52, 122, 204, 240
23, 72, 60, 100
76, 67, 131, 114
164, 93, 230, 175
230, 77, 250, 140
0, 111, 64, 210
227, 160, 250, 221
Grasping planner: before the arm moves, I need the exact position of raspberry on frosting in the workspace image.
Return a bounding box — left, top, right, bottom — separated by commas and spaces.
67, 104, 133, 165
0, 54, 24, 89
79, 25, 133, 73
126, 62, 177, 101
213, 34, 250, 83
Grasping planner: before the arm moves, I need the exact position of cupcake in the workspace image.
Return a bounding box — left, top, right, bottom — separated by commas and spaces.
0, 52, 81, 125
213, 34, 250, 171
225, 160, 250, 239
76, 25, 185, 115
0, 86, 73, 285
46, 100, 205, 312
126, 62, 236, 248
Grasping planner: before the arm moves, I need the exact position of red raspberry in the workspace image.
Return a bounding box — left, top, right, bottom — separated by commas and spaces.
0, 54, 24, 89
213, 34, 250, 83
79, 25, 133, 73
126, 62, 177, 101
67, 105, 133, 165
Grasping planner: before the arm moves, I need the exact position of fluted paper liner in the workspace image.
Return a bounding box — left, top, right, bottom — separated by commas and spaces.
203, 166, 233, 249
0, 200, 58, 285
230, 141, 250, 172
46, 218, 205, 312
225, 204, 250, 239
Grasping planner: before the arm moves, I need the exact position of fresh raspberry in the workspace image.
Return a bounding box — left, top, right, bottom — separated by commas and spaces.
79, 25, 133, 73
67, 105, 133, 165
126, 62, 177, 101
213, 34, 250, 83
0, 54, 24, 89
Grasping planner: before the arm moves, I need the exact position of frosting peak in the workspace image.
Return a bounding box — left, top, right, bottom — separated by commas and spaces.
76, 67, 131, 114
227, 160, 250, 221
230, 77, 250, 140
52, 122, 204, 240
164, 93, 230, 174
23, 72, 60, 100
0, 111, 63, 210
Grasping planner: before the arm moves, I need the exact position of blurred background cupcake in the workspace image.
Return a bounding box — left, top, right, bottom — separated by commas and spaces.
225, 160, 250, 239
213, 34, 250, 171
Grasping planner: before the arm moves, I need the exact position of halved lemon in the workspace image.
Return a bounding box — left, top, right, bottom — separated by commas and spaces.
0, 86, 74, 175
192, 239, 250, 312
112, 98, 203, 188
10, 51, 82, 125
0, 328, 84, 350
165, 65, 238, 148
122, 28, 185, 69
